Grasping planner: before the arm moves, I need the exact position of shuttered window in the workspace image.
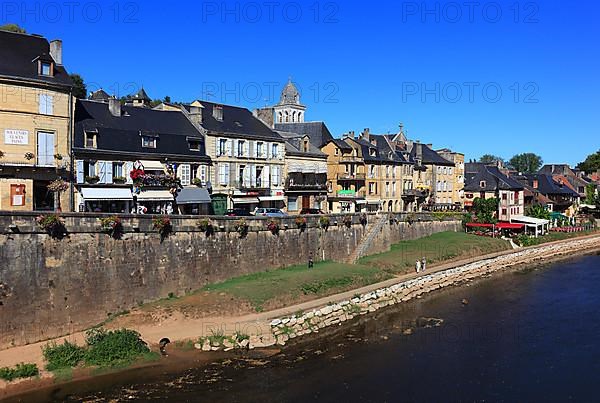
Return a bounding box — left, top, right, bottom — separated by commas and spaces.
39, 94, 53, 115
36, 131, 54, 166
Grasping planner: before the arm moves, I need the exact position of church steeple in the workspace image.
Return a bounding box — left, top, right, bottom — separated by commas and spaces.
274, 78, 306, 123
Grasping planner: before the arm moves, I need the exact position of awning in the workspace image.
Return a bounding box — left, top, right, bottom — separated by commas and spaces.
259, 196, 285, 202
511, 215, 550, 225
466, 223, 494, 228
366, 199, 381, 204
232, 197, 260, 204
176, 187, 211, 204
81, 187, 133, 201
139, 160, 165, 171
136, 190, 174, 201
496, 223, 525, 230
356, 200, 368, 205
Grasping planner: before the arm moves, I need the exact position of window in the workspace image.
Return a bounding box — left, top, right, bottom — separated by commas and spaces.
272, 143, 280, 159
238, 140, 245, 157
369, 148, 376, 157
40, 62, 52, 76
218, 139, 227, 156
84, 161, 96, 177
10, 184, 26, 206
142, 136, 156, 148
199, 165, 207, 182
239, 165, 246, 186
39, 94, 53, 115
112, 162, 124, 179
369, 182, 377, 195
369, 165, 376, 178
85, 132, 96, 148
37, 131, 54, 166
334, 148, 339, 156
502, 208, 507, 216
189, 140, 201, 151
213, 105, 223, 121
502, 193, 507, 200
480, 181, 486, 188
256, 166, 263, 187
257, 142, 264, 158
288, 196, 298, 211
180, 164, 191, 185
272, 166, 281, 186
219, 163, 229, 185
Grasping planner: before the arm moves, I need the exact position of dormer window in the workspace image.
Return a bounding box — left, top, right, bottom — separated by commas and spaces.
369, 148, 376, 157
188, 139, 201, 151
480, 181, 486, 188
302, 139, 309, 153
213, 105, 223, 121
84, 131, 97, 148
38, 60, 54, 77
142, 136, 157, 148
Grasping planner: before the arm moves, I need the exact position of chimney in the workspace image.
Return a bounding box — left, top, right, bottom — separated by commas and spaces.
253, 107, 274, 128
188, 105, 203, 127
362, 128, 370, 142
416, 142, 423, 161
108, 97, 121, 117
49, 39, 63, 65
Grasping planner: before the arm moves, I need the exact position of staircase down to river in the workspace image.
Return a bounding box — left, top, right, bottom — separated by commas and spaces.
346, 214, 389, 264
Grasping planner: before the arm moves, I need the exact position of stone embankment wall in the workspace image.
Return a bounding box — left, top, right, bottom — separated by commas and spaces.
0, 211, 461, 349
265, 236, 600, 348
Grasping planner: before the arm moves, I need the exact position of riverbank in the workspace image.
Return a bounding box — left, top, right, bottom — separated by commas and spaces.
1, 232, 599, 400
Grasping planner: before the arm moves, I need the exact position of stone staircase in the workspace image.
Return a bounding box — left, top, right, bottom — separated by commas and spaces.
346, 214, 389, 264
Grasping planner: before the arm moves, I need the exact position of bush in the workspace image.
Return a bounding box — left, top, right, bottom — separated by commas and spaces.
84, 328, 149, 367
42, 340, 85, 371
234, 219, 249, 238
342, 215, 353, 228
295, 216, 307, 231
0, 363, 39, 382
36, 214, 67, 239
319, 216, 330, 230
152, 216, 173, 241
99, 216, 124, 240
266, 219, 280, 235
197, 218, 214, 236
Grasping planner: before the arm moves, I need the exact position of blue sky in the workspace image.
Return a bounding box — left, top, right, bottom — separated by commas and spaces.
4, 0, 598, 165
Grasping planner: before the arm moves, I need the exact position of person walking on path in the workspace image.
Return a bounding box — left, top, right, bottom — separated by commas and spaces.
415, 259, 422, 273
421, 257, 427, 272
308, 254, 314, 269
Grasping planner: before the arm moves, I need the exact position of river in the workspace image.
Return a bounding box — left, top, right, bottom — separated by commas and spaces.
9, 253, 600, 402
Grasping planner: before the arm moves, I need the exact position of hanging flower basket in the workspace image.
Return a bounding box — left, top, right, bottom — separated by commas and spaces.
342, 215, 353, 228
197, 218, 214, 237
319, 216, 330, 231
359, 213, 368, 226
24, 152, 34, 161
36, 214, 67, 239
47, 179, 69, 193
295, 216, 307, 232
266, 219, 280, 235
152, 216, 173, 241
99, 216, 124, 240
234, 219, 249, 238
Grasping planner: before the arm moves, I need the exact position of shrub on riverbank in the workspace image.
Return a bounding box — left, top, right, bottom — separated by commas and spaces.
0, 363, 39, 382
42, 328, 151, 372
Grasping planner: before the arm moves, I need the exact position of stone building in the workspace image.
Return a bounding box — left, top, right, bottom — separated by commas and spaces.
198, 100, 286, 214
0, 30, 74, 211
73, 93, 212, 214
437, 148, 465, 208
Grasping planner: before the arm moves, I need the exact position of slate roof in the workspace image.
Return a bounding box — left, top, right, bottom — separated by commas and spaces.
73, 99, 210, 161
184, 101, 284, 142
352, 135, 409, 164
409, 143, 454, 166
89, 89, 110, 102
521, 173, 580, 197
274, 122, 334, 148
464, 163, 524, 192
277, 131, 327, 158
330, 138, 353, 152
0, 30, 72, 88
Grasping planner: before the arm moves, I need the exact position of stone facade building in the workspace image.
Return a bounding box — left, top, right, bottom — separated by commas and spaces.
437, 148, 465, 208
0, 31, 74, 211
200, 100, 286, 214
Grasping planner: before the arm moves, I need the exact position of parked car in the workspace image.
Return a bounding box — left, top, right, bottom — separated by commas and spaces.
224, 209, 253, 217
253, 208, 288, 217
300, 208, 325, 215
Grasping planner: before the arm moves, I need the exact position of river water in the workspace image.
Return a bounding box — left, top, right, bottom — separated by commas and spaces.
11, 253, 600, 402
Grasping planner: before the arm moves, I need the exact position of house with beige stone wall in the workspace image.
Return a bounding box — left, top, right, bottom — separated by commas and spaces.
0, 30, 74, 211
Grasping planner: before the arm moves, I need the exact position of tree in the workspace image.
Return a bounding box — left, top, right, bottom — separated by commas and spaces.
479, 154, 504, 164
526, 204, 551, 220
69, 74, 87, 99
509, 153, 543, 173
472, 197, 499, 224
0, 24, 26, 33
163, 95, 172, 103
577, 150, 600, 174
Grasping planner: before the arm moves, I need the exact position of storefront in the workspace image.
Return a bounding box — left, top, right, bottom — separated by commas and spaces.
78, 187, 133, 213
366, 199, 382, 212
135, 190, 174, 214
259, 195, 286, 209
231, 197, 260, 213
176, 187, 212, 215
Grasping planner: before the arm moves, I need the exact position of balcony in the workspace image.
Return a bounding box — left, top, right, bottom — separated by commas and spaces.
286, 172, 327, 191
337, 173, 366, 181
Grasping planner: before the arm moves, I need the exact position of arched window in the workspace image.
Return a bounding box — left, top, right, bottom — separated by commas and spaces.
285, 111, 289, 123
278, 112, 283, 123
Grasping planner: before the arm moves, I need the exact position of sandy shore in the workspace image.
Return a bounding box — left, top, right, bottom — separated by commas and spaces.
1, 232, 599, 399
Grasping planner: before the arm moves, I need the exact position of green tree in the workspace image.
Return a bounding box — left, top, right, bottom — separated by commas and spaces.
526, 204, 551, 220
69, 74, 87, 99
163, 95, 172, 103
585, 184, 597, 205
478, 154, 504, 164
472, 197, 499, 224
0, 24, 26, 33
509, 153, 543, 173
577, 150, 600, 174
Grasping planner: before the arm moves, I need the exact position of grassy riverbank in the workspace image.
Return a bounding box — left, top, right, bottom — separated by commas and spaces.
201, 232, 511, 312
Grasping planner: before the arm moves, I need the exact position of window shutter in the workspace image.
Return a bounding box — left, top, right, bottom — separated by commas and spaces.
105, 162, 113, 183
251, 142, 257, 158
200, 165, 207, 182
47, 95, 53, 115
39, 94, 45, 114
244, 141, 250, 157
97, 161, 107, 183
266, 142, 272, 159
224, 163, 230, 185
250, 165, 257, 187
227, 140, 233, 157
125, 162, 134, 184
263, 165, 270, 188
76, 160, 85, 183
278, 144, 283, 160
216, 138, 220, 156
233, 140, 238, 157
